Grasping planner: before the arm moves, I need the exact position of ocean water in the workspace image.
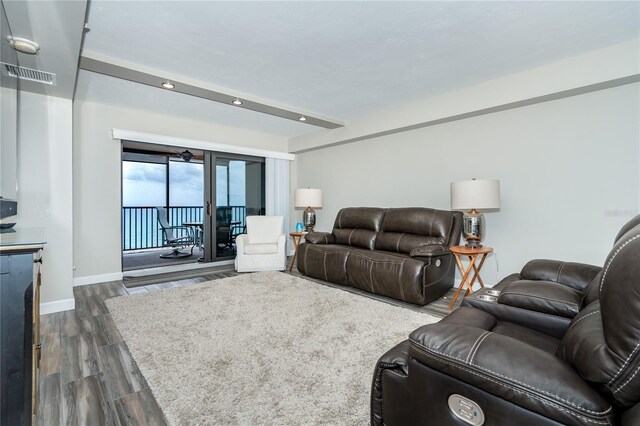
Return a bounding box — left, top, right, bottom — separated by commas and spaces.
122, 206, 246, 250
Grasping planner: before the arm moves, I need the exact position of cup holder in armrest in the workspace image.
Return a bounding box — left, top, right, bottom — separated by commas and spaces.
485, 289, 501, 297
478, 295, 498, 302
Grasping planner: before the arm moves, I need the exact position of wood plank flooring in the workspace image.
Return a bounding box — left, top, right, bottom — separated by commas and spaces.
37, 264, 461, 425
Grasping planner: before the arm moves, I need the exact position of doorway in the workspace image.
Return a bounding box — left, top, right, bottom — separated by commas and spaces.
121, 141, 265, 271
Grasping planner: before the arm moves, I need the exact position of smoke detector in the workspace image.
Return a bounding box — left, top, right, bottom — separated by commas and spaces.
7, 36, 40, 55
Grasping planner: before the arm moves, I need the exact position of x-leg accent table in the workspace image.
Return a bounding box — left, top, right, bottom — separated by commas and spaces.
448, 245, 494, 310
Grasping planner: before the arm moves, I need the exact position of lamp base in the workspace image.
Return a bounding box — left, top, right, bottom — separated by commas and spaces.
464, 238, 483, 249
462, 209, 485, 248
303, 207, 316, 232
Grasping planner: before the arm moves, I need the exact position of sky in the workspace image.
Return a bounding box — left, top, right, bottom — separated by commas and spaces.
122, 160, 246, 207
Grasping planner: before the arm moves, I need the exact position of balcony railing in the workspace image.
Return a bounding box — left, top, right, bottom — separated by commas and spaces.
122, 205, 247, 251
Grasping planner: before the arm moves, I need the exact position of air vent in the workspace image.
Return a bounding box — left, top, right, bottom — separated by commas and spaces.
1, 62, 56, 85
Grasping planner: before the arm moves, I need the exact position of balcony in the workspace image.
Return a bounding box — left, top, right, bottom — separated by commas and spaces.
122, 205, 247, 271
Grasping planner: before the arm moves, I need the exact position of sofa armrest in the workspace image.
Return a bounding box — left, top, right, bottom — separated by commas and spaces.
498, 280, 583, 319
371, 340, 410, 426
236, 234, 248, 254
304, 232, 335, 244
462, 291, 571, 339
409, 244, 450, 258
521, 259, 602, 291
408, 322, 613, 426
277, 233, 286, 253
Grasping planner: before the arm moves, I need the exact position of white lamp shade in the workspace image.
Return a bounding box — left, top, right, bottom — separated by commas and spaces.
295, 188, 323, 208
451, 179, 500, 210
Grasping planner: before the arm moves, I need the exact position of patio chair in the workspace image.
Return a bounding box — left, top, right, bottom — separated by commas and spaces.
155, 207, 196, 258
216, 207, 233, 250
216, 206, 247, 254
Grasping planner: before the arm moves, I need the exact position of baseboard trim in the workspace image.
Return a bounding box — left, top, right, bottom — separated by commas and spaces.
41, 298, 75, 315
73, 272, 124, 287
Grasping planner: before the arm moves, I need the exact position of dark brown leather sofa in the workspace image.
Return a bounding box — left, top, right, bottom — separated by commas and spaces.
297, 207, 463, 305
372, 216, 640, 426
461, 214, 640, 339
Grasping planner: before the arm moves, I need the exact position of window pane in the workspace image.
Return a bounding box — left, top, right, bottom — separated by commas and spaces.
229, 161, 245, 206
122, 161, 166, 207
169, 160, 203, 207
216, 164, 228, 206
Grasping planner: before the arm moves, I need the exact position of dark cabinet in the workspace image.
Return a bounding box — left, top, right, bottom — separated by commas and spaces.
1, 250, 41, 426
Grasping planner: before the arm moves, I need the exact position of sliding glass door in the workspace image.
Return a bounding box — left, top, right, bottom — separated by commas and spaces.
203, 152, 265, 261
121, 142, 265, 270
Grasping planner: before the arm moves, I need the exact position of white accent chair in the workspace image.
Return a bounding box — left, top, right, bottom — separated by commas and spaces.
234, 216, 286, 272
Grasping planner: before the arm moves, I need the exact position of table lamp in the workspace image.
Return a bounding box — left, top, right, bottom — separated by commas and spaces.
450, 179, 500, 248
294, 188, 323, 232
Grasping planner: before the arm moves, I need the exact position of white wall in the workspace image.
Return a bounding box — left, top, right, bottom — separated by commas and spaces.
17, 92, 74, 306
73, 101, 289, 281
290, 39, 640, 153
294, 84, 640, 284
0, 87, 18, 199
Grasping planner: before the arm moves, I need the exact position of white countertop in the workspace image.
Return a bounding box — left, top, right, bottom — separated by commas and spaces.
0, 227, 46, 249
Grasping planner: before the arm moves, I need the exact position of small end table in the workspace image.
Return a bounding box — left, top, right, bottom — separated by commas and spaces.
289, 232, 307, 272
449, 245, 494, 310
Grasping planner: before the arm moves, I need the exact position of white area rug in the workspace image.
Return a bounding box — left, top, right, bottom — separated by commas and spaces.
106, 272, 439, 425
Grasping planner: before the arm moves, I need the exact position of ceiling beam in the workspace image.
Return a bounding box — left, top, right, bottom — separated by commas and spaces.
78, 53, 344, 129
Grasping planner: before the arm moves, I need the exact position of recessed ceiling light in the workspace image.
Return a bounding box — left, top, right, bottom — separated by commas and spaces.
161, 81, 175, 89
232, 98, 243, 105
7, 36, 40, 55
298, 116, 307, 122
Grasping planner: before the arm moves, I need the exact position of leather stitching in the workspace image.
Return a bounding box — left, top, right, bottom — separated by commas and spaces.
348, 229, 356, 246
607, 341, 640, 386
411, 345, 612, 425
409, 341, 612, 416
598, 234, 640, 387
396, 233, 404, 252
398, 259, 406, 301
350, 252, 406, 263
466, 331, 490, 364
305, 246, 350, 255
469, 332, 491, 365
304, 245, 308, 273
600, 234, 640, 293
556, 261, 565, 283
567, 310, 600, 332
323, 252, 328, 282
613, 361, 640, 394
369, 259, 375, 293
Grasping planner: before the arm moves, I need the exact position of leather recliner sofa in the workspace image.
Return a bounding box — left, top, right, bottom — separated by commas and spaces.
461, 214, 640, 339
297, 207, 463, 305
371, 218, 640, 425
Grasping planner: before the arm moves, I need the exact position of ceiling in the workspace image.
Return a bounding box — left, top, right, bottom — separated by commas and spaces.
2, 0, 86, 98
77, 1, 640, 138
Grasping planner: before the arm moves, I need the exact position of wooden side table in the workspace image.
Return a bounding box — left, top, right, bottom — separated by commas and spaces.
289, 232, 307, 272
449, 245, 494, 310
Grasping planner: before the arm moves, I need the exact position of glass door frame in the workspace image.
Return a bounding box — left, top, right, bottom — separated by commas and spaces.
203, 151, 266, 263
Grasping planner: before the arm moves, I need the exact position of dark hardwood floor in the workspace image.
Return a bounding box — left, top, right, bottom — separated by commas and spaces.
37, 263, 461, 425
